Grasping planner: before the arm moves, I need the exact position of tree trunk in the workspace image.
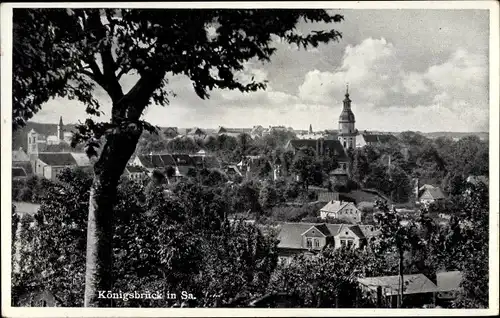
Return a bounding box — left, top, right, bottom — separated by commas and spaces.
84, 128, 142, 307
398, 249, 404, 308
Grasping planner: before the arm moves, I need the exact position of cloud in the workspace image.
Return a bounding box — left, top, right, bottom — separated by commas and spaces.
31, 13, 489, 134
298, 38, 403, 106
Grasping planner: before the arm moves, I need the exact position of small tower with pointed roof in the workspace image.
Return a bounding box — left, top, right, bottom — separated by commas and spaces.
57, 116, 64, 141
309, 124, 313, 134
338, 85, 356, 150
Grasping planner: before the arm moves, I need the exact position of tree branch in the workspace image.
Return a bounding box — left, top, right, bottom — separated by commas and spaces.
118, 71, 166, 121
86, 10, 123, 103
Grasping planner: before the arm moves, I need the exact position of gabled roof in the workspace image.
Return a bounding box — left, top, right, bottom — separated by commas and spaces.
277, 223, 321, 249
287, 139, 348, 161
277, 222, 344, 249
358, 224, 381, 239
317, 192, 340, 202
149, 154, 163, 167
12, 149, 30, 162
330, 167, 348, 175
419, 184, 435, 191
163, 127, 178, 133
347, 225, 365, 239
320, 200, 352, 213
357, 274, 438, 296
187, 127, 205, 135
362, 133, 398, 144
421, 187, 445, 200
301, 224, 330, 237
136, 155, 155, 169
38, 153, 77, 166
70, 153, 91, 167
219, 127, 252, 134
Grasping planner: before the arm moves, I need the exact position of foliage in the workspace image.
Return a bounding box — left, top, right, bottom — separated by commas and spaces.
268, 248, 366, 307
12, 170, 279, 307
14, 9, 344, 305
291, 147, 318, 190
259, 181, 279, 210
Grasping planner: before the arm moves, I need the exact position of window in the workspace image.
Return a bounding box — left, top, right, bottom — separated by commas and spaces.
314, 239, 320, 248
340, 239, 346, 247
347, 240, 354, 249
306, 238, 312, 249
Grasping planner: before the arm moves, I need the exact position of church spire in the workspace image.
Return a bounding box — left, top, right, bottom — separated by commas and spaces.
309, 124, 313, 133
57, 116, 64, 141
343, 84, 351, 107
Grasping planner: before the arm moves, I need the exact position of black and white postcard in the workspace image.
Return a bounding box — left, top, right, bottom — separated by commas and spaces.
1, 1, 498, 317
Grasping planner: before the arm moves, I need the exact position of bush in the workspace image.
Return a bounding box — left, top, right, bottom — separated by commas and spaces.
333, 185, 348, 193
346, 179, 359, 191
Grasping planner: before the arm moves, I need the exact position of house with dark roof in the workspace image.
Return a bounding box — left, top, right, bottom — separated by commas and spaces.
329, 167, 349, 186
417, 184, 446, 205
319, 200, 362, 224
357, 274, 439, 308
250, 125, 265, 139
133, 155, 156, 170
132, 153, 221, 180
123, 165, 148, 181
217, 126, 252, 138
186, 127, 207, 139
276, 222, 369, 265
286, 139, 348, 161
163, 127, 179, 139
356, 132, 399, 148
34, 153, 78, 180
286, 139, 349, 176
317, 192, 340, 203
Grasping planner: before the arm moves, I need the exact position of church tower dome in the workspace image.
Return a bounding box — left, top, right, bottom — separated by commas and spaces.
337, 85, 357, 149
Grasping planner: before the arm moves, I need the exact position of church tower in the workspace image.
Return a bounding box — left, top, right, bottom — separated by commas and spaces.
338, 85, 356, 149
57, 116, 64, 141
27, 129, 39, 155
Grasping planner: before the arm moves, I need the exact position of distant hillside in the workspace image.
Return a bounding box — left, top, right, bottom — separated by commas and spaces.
421, 131, 489, 140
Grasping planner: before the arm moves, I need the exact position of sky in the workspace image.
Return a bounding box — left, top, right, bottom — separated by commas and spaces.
31, 9, 490, 132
